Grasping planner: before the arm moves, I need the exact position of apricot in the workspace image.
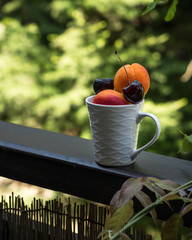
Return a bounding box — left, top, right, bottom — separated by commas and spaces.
92, 89, 130, 105
114, 63, 150, 94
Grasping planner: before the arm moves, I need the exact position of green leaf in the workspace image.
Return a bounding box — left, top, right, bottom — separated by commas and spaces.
165, 0, 179, 22
105, 200, 134, 232
161, 213, 183, 240
178, 132, 192, 153
142, 1, 157, 16
188, 134, 192, 143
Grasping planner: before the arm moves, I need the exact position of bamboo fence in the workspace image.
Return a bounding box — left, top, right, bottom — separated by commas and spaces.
0, 193, 152, 240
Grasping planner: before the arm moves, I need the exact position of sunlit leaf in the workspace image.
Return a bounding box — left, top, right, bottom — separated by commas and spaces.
165, 0, 179, 22
178, 131, 192, 153
135, 191, 157, 223
142, 1, 157, 15
161, 213, 183, 240
105, 200, 134, 232
181, 203, 192, 217
148, 177, 161, 182
148, 178, 180, 191
110, 178, 146, 213
158, 0, 169, 4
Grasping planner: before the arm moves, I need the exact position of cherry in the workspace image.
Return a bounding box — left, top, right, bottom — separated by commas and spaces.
93, 78, 114, 94
122, 80, 145, 104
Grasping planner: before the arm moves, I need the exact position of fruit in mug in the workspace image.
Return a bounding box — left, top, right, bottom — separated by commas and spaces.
93, 78, 114, 94
123, 80, 145, 103
93, 89, 130, 105
114, 63, 150, 94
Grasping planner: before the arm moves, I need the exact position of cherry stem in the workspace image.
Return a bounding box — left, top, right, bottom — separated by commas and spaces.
115, 51, 130, 85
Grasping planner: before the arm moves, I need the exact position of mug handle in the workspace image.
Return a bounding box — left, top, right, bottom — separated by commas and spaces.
131, 113, 161, 160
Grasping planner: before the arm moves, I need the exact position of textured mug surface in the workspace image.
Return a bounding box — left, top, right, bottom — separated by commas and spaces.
86, 96, 161, 166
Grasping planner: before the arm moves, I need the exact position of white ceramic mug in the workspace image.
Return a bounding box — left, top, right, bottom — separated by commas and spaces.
86, 96, 161, 166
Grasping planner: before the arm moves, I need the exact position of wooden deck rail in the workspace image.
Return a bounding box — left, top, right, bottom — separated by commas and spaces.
0, 120, 191, 226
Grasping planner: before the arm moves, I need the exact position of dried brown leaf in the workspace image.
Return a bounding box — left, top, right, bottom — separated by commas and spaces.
162, 194, 181, 201
110, 190, 120, 214
181, 203, 192, 217
135, 190, 157, 224
145, 181, 167, 197
110, 177, 146, 213
160, 194, 183, 212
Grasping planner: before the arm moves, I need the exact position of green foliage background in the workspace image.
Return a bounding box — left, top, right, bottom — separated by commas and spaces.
0, 0, 192, 159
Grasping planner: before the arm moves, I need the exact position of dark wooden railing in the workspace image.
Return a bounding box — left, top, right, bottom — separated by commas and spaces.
0, 120, 191, 226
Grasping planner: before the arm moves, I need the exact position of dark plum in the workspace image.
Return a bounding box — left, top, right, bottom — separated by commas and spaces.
93, 78, 114, 94
122, 80, 145, 104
